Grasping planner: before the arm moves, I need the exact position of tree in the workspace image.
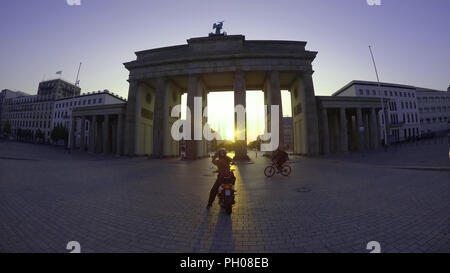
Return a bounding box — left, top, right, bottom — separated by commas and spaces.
3, 120, 11, 136
248, 139, 261, 151
17, 128, 23, 140
248, 136, 262, 151
35, 129, 45, 143
50, 125, 68, 146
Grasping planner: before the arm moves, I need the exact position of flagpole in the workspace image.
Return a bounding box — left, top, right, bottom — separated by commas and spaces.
74, 62, 82, 98
369, 45, 388, 146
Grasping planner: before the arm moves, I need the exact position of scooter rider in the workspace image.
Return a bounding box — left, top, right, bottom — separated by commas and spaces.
206, 148, 235, 209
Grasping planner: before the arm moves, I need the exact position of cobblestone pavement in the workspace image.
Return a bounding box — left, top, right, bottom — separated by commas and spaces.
1, 141, 449, 253
325, 137, 450, 168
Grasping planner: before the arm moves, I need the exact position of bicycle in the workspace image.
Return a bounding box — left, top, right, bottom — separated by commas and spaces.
264, 160, 292, 177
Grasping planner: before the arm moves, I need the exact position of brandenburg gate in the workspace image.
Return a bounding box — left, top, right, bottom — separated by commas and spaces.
122, 34, 321, 159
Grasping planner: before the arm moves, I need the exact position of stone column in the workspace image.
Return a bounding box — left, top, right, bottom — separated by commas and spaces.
124, 80, 140, 156
299, 72, 320, 156
363, 112, 370, 149
356, 108, 364, 151
162, 85, 171, 157
186, 75, 199, 159
264, 71, 283, 151
89, 115, 96, 153
103, 114, 109, 154
376, 110, 381, 147
332, 112, 340, 153
152, 77, 167, 157
321, 108, 330, 155
79, 116, 86, 151
370, 108, 378, 149
234, 70, 249, 160
382, 106, 390, 146
339, 107, 348, 152
70, 116, 76, 152
111, 122, 117, 154
116, 114, 123, 156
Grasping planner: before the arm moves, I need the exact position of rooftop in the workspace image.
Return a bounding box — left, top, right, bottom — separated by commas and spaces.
332, 80, 416, 96
55, 90, 127, 102
39, 78, 80, 88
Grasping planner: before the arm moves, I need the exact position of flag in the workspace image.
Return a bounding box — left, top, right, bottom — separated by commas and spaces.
56, 71, 62, 75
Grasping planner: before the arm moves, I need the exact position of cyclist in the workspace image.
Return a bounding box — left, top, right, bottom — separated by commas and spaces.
272, 147, 288, 172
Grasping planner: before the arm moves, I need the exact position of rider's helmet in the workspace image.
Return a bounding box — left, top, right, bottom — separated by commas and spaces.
217, 148, 227, 158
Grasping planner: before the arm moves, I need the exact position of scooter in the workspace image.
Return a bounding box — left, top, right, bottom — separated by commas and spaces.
217, 170, 236, 215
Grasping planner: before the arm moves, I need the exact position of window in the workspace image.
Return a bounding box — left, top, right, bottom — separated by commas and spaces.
366, 89, 370, 95
359, 89, 363, 95
372, 90, 376, 95
98, 98, 102, 103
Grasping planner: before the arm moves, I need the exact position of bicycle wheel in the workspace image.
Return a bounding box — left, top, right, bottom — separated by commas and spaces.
281, 165, 291, 176
264, 165, 276, 177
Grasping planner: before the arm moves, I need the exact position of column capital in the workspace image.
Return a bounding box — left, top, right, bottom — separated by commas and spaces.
298, 69, 315, 79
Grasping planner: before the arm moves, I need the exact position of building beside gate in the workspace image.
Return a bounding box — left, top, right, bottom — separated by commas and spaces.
1, 79, 80, 142
332, 80, 420, 144
333, 80, 450, 143
53, 90, 126, 149
416, 87, 450, 136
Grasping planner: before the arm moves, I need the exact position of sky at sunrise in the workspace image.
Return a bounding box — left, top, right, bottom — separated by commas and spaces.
1, 0, 449, 141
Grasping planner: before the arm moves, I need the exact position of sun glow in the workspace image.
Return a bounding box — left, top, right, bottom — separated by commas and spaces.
180, 91, 291, 143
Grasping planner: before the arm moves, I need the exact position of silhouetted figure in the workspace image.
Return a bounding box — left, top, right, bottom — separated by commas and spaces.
272, 148, 288, 172
206, 148, 235, 209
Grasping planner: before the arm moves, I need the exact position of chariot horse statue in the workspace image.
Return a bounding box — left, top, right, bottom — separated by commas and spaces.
209, 21, 226, 36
